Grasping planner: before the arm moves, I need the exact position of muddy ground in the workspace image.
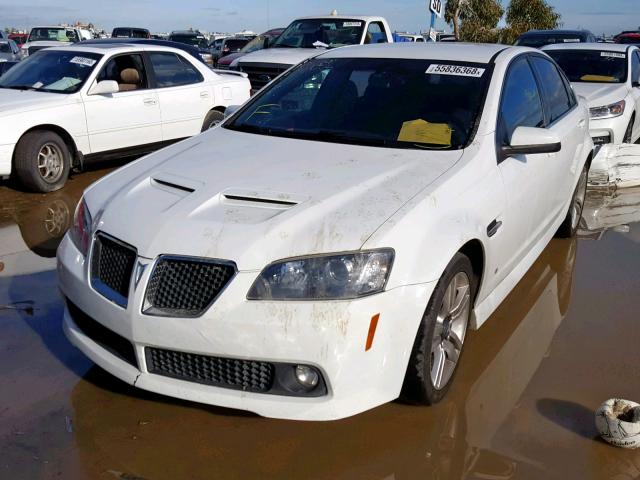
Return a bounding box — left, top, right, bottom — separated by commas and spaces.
1, 167, 640, 479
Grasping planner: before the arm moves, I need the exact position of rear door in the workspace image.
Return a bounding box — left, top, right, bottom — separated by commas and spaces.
630, 50, 640, 140
147, 51, 212, 140
529, 54, 585, 231
496, 55, 551, 277
83, 52, 162, 153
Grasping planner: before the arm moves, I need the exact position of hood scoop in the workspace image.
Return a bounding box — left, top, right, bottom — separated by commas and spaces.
151, 172, 203, 197
221, 188, 304, 210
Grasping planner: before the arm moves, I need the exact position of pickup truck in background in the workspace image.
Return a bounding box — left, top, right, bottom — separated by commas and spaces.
21, 26, 87, 57
233, 14, 393, 91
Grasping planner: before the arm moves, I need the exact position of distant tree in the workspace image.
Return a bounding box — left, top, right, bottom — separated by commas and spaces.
445, 0, 503, 43
502, 0, 561, 43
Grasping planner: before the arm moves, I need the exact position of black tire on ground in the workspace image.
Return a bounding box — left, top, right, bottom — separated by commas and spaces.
623, 115, 635, 143
201, 110, 225, 132
401, 252, 476, 405
13, 130, 71, 193
555, 163, 589, 239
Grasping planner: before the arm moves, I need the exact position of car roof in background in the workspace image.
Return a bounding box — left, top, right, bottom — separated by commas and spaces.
43, 43, 199, 55
520, 29, 592, 36
542, 43, 635, 52
294, 15, 386, 22
319, 42, 510, 63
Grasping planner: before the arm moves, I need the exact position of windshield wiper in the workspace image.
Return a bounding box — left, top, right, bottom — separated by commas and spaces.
0, 85, 39, 91
273, 43, 299, 48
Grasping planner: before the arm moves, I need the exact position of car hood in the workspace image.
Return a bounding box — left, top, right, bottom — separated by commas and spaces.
218, 52, 245, 65
236, 47, 322, 68
0, 89, 75, 114
90, 129, 462, 270
571, 82, 629, 108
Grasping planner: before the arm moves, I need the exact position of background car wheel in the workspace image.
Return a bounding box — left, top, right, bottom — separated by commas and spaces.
13, 130, 70, 193
555, 163, 588, 239
623, 115, 635, 143
202, 110, 225, 132
401, 253, 476, 405
17, 193, 74, 258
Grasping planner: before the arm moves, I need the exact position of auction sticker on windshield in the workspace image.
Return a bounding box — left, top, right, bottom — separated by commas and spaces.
601, 52, 626, 59
70, 56, 97, 67
426, 64, 485, 78
343, 22, 362, 27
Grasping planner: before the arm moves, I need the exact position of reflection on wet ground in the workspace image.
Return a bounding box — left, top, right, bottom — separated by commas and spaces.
1, 173, 640, 479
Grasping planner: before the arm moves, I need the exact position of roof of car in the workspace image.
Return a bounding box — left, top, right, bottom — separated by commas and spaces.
30, 26, 78, 29
520, 29, 591, 36
170, 30, 204, 35
294, 15, 386, 22
45, 43, 192, 55
542, 43, 635, 53
319, 42, 512, 63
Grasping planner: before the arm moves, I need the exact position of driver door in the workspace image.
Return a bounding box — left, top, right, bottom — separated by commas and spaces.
82, 52, 162, 154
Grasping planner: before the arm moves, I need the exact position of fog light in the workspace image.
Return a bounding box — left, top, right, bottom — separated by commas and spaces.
295, 365, 319, 388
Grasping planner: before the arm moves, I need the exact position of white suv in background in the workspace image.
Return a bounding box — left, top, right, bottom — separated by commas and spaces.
0, 44, 250, 192
544, 43, 640, 146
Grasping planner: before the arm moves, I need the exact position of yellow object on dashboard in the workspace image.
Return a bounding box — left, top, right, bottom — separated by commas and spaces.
398, 119, 452, 146
580, 74, 617, 82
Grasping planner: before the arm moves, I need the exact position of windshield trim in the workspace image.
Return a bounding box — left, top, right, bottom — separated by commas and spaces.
224, 57, 495, 151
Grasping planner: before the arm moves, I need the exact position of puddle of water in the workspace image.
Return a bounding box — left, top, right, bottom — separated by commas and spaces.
1, 176, 640, 479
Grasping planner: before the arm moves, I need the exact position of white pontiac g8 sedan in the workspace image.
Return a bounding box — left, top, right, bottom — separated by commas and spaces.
0, 44, 251, 192
58, 43, 594, 421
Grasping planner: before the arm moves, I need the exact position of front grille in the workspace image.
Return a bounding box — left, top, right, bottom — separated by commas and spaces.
91, 233, 137, 307
146, 347, 274, 393
144, 256, 236, 317
66, 299, 138, 368
238, 64, 289, 90
28, 46, 47, 56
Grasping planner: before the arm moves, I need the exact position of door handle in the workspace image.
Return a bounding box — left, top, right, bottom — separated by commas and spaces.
487, 219, 502, 238
200, 91, 210, 98
143, 98, 157, 106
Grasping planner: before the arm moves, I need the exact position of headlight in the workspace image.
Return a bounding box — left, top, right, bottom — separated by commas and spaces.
590, 100, 626, 119
69, 197, 92, 256
247, 249, 394, 300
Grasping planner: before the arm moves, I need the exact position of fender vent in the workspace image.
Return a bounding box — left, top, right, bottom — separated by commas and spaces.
223, 194, 297, 207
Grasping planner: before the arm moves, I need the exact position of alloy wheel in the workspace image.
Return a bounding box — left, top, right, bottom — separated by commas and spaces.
37, 143, 64, 183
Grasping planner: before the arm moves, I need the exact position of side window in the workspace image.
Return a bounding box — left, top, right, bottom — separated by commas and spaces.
97, 53, 148, 92
365, 22, 387, 44
530, 56, 573, 123
632, 51, 640, 84
149, 52, 204, 88
499, 57, 545, 146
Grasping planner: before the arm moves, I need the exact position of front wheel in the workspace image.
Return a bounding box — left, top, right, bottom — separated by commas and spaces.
13, 130, 70, 193
201, 110, 225, 132
555, 163, 588, 239
401, 253, 475, 405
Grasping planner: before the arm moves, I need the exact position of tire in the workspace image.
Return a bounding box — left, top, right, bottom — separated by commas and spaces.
401, 253, 476, 405
201, 110, 225, 132
623, 115, 635, 144
555, 163, 588, 239
13, 130, 70, 193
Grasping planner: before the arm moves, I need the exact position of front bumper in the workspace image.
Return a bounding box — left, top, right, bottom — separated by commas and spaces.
0, 143, 15, 176
58, 234, 434, 420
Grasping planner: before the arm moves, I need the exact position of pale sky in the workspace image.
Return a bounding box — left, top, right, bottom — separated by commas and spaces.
1, 0, 638, 36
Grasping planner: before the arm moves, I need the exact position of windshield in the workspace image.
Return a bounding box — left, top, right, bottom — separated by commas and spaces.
273, 19, 365, 48
224, 39, 249, 52
227, 57, 491, 150
169, 34, 208, 49
240, 35, 267, 53
28, 27, 78, 43
547, 50, 628, 83
0, 50, 101, 93
516, 33, 584, 48
618, 37, 640, 45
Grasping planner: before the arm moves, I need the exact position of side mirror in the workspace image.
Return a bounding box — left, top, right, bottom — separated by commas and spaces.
224, 104, 241, 118
88, 80, 119, 95
501, 126, 561, 159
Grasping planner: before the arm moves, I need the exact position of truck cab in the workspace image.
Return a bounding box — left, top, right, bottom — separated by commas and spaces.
233, 15, 393, 91
21, 26, 83, 57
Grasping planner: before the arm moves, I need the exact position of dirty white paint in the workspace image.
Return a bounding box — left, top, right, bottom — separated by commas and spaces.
590, 144, 640, 188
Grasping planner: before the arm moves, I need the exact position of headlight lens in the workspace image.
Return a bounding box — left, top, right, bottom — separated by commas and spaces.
247, 249, 394, 300
69, 197, 92, 256
590, 100, 626, 119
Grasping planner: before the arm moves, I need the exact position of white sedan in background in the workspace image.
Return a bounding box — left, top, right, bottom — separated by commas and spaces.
544, 43, 640, 146
58, 43, 592, 420
0, 44, 251, 192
